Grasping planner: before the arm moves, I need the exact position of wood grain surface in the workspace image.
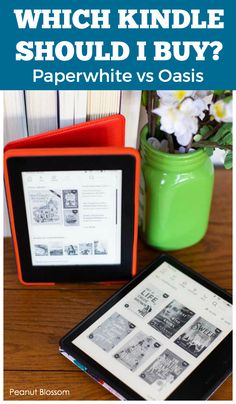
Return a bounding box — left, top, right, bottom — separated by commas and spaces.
4, 168, 232, 400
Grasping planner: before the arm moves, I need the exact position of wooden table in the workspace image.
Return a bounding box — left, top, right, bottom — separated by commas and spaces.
4, 168, 232, 400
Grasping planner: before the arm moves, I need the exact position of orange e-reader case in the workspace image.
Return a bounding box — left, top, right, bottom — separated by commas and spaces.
4, 114, 126, 151
4, 115, 140, 286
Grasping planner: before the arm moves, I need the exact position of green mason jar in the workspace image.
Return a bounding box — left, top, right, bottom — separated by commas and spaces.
139, 126, 214, 250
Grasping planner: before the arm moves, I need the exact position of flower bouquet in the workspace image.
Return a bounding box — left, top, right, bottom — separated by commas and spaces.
142, 90, 232, 168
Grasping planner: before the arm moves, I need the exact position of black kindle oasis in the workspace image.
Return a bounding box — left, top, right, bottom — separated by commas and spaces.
60, 255, 232, 400
4, 148, 140, 284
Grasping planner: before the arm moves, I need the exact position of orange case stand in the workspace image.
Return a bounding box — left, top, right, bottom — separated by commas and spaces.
4, 115, 140, 286
4, 114, 125, 152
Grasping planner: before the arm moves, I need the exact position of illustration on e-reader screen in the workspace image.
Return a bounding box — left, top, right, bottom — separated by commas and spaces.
148, 300, 195, 338
140, 349, 189, 391
124, 284, 169, 318
29, 189, 62, 225
88, 313, 136, 352
114, 331, 161, 372
175, 317, 222, 357
22, 170, 122, 266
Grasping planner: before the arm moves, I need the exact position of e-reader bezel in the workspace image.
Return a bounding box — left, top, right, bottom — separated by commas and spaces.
6, 153, 136, 283
60, 255, 232, 401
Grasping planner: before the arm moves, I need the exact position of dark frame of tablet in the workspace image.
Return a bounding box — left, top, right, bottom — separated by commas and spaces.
6, 154, 136, 283
60, 255, 232, 401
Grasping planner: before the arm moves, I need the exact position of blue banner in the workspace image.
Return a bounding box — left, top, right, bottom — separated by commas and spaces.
0, 0, 235, 89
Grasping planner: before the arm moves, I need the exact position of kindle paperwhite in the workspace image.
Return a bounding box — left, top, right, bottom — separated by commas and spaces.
4, 146, 140, 285
60, 255, 232, 401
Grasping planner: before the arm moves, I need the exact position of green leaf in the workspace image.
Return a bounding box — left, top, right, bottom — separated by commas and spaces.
193, 125, 213, 143
214, 90, 225, 95
224, 151, 232, 169
199, 125, 212, 137
220, 132, 232, 145
210, 123, 232, 143
204, 147, 214, 157
223, 96, 233, 104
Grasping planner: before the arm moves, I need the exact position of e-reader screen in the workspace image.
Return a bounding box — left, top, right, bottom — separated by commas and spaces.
71, 260, 232, 400
22, 170, 122, 267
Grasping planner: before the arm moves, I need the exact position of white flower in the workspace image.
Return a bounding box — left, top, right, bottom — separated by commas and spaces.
180, 97, 208, 120
153, 104, 180, 134
210, 99, 232, 122
174, 115, 198, 146
156, 90, 195, 105
201, 94, 213, 110
153, 104, 198, 146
